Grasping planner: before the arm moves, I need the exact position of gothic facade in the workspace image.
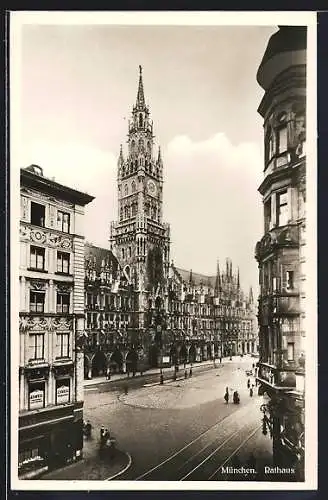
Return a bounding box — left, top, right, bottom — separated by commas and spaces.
84, 67, 258, 379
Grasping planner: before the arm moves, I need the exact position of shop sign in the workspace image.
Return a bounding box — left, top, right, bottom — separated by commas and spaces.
56, 384, 69, 404
29, 389, 44, 409
162, 356, 170, 363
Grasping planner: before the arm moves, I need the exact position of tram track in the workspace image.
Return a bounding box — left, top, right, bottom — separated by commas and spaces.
135, 398, 261, 481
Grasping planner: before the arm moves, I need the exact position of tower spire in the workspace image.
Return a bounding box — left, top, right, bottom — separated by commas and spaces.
237, 267, 240, 288
136, 65, 145, 108
249, 286, 254, 303
215, 260, 221, 293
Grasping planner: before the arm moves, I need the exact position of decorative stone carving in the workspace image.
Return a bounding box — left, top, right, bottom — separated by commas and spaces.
40, 317, 56, 332
19, 224, 73, 249
23, 317, 44, 332
20, 225, 31, 240
30, 280, 46, 291
30, 229, 46, 244
20, 196, 29, 221
56, 283, 72, 293
19, 316, 36, 332
61, 237, 71, 249
53, 317, 73, 331
49, 205, 56, 228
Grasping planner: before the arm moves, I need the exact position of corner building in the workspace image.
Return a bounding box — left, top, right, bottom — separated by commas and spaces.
18, 165, 94, 478
255, 27, 306, 477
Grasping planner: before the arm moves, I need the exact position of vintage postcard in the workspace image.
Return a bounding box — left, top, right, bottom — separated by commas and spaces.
9, 11, 317, 491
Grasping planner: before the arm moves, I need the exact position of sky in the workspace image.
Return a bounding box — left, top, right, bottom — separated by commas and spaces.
16, 19, 278, 294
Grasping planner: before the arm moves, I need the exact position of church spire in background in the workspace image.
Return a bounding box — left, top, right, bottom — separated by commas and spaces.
215, 260, 221, 293
136, 65, 145, 108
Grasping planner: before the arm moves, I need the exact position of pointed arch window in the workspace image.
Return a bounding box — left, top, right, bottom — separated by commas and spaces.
147, 141, 151, 152
132, 181, 136, 193
124, 184, 128, 196
131, 140, 136, 152
139, 113, 143, 128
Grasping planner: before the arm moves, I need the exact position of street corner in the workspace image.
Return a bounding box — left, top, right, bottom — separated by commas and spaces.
105, 450, 132, 480
40, 448, 132, 481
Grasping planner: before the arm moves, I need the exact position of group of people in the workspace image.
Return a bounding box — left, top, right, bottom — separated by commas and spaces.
223, 363, 258, 404
224, 387, 240, 404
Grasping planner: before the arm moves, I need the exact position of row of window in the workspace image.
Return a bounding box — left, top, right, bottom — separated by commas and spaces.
23, 377, 71, 412
260, 267, 295, 292
30, 290, 70, 314
29, 246, 70, 274
86, 313, 130, 328
29, 201, 70, 233
28, 332, 70, 360
86, 294, 131, 309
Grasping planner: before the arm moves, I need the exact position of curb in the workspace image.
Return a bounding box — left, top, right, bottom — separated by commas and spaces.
84, 360, 226, 388
105, 451, 132, 480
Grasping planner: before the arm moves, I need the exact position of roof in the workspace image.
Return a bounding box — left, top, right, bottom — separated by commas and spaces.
257, 26, 307, 87
175, 267, 216, 288
85, 243, 119, 274
21, 166, 95, 206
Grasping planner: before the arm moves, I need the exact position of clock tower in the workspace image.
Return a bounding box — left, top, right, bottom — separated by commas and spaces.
110, 66, 171, 331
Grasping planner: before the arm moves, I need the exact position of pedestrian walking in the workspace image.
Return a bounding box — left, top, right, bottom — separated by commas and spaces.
189, 366, 193, 377
224, 387, 229, 404
100, 425, 105, 440
247, 378, 251, 389
233, 391, 240, 404
249, 387, 253, 397
124, 382, 128, 395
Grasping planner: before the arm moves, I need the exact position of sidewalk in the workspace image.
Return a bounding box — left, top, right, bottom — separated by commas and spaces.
84, 355, 255, 387
40, 435, 131, 481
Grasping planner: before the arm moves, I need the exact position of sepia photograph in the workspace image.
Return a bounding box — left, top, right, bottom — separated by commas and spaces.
10, 11, 317, 490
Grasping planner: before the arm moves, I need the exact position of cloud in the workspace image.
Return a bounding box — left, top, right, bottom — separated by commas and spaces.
164, 133, 263, 291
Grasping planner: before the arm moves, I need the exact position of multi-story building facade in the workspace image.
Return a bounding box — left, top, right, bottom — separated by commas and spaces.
19, 165, 94, 478
83, 67, 258, 379
255, 26, 306, 478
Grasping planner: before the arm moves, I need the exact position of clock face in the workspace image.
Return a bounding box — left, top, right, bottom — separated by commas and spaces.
147, 180, 157, 196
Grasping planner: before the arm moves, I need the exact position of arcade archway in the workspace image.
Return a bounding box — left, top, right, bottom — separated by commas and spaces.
179, 344, 188, 365
126, 350, 138, 374
92, 351, 107, 378
149, 345, 159, 368
110, 350, 123, 374
189, 344, 196, 364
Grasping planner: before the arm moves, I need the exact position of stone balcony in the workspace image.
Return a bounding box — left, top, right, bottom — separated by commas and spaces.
257, 360, 296, 391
